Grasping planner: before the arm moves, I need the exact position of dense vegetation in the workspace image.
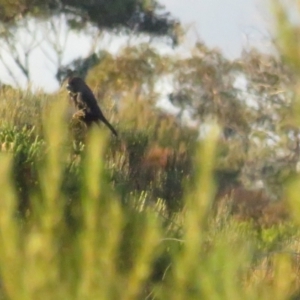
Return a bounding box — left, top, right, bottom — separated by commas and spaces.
0, 0, 178, 40
0, 1, 300, 299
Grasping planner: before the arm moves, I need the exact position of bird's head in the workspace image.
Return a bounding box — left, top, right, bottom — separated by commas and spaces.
66, 77, 86, 93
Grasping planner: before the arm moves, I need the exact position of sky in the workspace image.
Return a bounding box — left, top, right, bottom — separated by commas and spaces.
160, 0, 271, 58
0, 0, 273, 92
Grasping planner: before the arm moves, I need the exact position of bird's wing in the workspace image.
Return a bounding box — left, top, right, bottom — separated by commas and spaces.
76, 92, 89, 110
80, 89, 103, 115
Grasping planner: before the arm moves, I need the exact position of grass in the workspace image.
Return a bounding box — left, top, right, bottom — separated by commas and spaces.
2, 5, 300, 294
0, 90, 299, 300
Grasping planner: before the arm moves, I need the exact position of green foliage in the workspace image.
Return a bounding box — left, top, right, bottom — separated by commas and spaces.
0, 0, 178, 43
0, 85, 298, 299
1, 2, 300, 298
0, 125, 44, 215
84, 41, 297, 199
87, 44, 170, 100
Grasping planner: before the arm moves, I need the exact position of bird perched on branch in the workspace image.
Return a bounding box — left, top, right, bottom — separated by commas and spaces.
66, 76, 118, 136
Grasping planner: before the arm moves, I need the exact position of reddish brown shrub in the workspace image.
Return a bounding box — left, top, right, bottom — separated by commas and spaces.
216, 186, 289, 227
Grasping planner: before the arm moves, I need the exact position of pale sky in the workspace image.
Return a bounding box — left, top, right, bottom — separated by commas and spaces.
160, 0, 271, 58
0, 0, 272, 92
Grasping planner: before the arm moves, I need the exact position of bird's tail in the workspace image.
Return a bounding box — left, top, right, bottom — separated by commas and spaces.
99, 116, 118, 137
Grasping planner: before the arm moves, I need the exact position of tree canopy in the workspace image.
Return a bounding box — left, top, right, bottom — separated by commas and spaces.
0, 0, 297, 203
0, 0, 178, 44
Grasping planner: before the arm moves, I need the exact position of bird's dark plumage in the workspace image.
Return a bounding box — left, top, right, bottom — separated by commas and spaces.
67, 77, 117, 136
